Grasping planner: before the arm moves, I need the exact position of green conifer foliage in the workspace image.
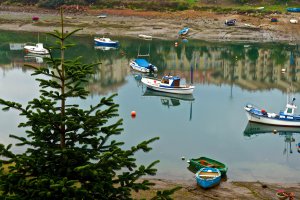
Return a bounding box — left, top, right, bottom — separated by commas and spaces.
0, 9, 180, 199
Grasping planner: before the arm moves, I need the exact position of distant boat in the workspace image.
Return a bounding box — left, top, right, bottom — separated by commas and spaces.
130, 58, 157, 73
271, 18, 278, 22
287, 8, 300, 12
225, 19, 236, 26
94, 37, 119, 47
188, 156, 228, 176
24, 43, 49, 55
138, 34, 152, 40
178, 27, 189, 35
290, 19, 298, 24
97, 14, 107, 18
141, 75, 195, 95
244, 97, 300, 127
195, 167, 221, 189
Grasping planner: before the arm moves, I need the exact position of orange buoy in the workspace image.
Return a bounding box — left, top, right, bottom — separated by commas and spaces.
131, 111, 136, 119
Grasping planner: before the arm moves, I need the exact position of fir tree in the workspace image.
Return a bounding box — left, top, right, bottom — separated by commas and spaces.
0, 9, 180, 199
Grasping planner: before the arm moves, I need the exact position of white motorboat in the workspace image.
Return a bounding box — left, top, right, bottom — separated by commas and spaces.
24, 43, 49, 55
141, 75, 195, 94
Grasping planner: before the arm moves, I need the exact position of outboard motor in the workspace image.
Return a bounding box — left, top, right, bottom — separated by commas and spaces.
149, 64, 154, 73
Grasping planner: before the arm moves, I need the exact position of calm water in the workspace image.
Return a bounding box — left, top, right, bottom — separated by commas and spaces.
1, 31, 300, 183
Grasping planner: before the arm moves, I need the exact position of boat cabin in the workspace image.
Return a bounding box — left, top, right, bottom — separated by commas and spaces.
160, 76, 180, 87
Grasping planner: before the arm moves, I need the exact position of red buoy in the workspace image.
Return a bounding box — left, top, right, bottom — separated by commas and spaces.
131, 111, 136, 119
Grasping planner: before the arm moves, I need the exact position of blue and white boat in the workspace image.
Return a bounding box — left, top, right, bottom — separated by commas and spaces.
195, 167, 221, 189
130, 58, 157, 73
178, 27, 189, 35
94, 37, 119, 47
244, 97, 300, 127
141, 75, 195, 94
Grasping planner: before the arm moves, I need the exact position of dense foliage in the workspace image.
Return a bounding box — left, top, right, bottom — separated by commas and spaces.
0, 9, 180, 199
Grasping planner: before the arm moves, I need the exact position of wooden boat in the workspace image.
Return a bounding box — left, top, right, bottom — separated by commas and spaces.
24, 43, 49, 55
130, 58, 157, 73
244, 97, 300, 127
94, 37, 119, 47
141, 75, 195, 95
188, 156, 228, 176
178, 27, 189, 35
195, 167, 221, 189
138, 34, 152, 40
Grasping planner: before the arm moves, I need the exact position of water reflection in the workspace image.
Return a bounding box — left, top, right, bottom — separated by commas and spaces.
244, 122, 300, 155
94, 45, 118, 51
2, 32, 300, 94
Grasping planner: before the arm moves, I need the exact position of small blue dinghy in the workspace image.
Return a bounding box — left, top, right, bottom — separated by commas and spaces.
178, 27, 189, 35
195, 167, 221, 189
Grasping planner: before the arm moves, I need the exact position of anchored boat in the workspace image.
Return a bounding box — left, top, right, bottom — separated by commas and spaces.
24, 43, 49, 55
244, 97, 300, 127
94, 37, 119, 47
141, 75, 195, 94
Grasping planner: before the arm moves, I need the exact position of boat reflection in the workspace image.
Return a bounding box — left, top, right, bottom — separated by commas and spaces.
243, 122, 300, 154
94, 45, 118, 51
24, 53, 50, 64
143, 89, 195, 103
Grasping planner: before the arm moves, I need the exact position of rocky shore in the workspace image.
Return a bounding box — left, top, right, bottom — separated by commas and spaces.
1, 5, 300, 199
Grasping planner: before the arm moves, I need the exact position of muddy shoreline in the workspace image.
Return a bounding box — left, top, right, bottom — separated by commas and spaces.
1, 6, 300, 43
1, 5, 300, 199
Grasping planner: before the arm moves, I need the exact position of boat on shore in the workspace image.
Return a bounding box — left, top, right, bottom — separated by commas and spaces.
287, 8, 300, 12
244, 97, 300, 127
130, 58, 157, 73
188, 156, 228, 176
195, 167, 221, 189
24, 43, 49, 55
178, 27, 189, 36
141, 75, 195, 94
94, 37, 119, 47
138, 34, 152, 40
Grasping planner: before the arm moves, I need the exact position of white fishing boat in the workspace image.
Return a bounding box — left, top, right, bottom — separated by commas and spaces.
138, 34, 152, 40
141, 75, 195, 94
24, 43, 49, 55
290, 19, 298, 24
244, 97, 300, 127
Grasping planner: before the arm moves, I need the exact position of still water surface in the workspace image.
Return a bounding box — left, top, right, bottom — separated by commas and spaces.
0, 31, 300, 183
